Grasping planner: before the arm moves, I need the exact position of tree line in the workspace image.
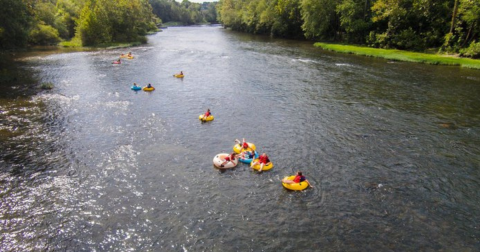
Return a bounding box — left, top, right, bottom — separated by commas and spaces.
217, 0, 480, 58
0, 0, 218, 49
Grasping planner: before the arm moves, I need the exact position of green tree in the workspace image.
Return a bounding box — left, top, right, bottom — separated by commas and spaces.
0, 0, 33, 49
28, 23, 61, 45
300, 0, 338, 39
452, 0, 480, 56
75, 0, 157, 46
203, 2, 218, 23
218, 0, 244, 30
272, 0, 303, 38
56, 0, 85, 39
370, 0, 451, 50
336, 0, 372, 43
458, 0, 480, 47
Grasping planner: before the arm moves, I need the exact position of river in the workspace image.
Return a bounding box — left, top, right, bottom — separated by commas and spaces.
1, 25, 480, 251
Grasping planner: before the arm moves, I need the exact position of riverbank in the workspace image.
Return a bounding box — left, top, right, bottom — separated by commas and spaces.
59, 39, 145, 49
314, 43, 480, 70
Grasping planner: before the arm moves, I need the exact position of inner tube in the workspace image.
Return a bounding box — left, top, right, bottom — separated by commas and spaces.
131, 86, 142, 91
173, 74, 184, 78
213, 153, 238, 169
239, 151, 258, 164
143, 87, 155, 91
199, 115, 214, 121
233, 142, 256, 154
282, 176, 309, 191
127, 56, 134, 59
112, 61, 121, 64
250, 158, 273, 171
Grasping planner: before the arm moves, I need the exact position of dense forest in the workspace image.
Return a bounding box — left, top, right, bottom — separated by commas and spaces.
1, 0, 479, 58
217, 0, 480, 58
0, 0, 217, 49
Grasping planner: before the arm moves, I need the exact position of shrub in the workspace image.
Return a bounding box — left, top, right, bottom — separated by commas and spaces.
460, 41, 480, 59
29, 23, 61, 45
40, 82, 54, 90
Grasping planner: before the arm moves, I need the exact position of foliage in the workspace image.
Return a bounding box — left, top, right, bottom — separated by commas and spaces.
217, 0, 304, 38
460, 41, 480, 58
0, 0, 217, 49
74, 0, 159, 46
216, 0, 480, 58
301, 0, 338, 39
149, 0, 218, 26
28, 23, 61, 45
0, 0, 33, 49
336, 0, 372, 43
1, 0, 479, 59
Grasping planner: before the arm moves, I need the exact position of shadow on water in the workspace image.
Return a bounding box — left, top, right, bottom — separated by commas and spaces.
0, 54, 39, 98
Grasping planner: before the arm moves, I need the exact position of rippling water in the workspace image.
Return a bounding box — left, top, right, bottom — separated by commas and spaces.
1, 25, 480, 251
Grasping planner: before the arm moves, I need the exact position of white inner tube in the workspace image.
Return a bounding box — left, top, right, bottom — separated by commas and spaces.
213, 153, 238, 169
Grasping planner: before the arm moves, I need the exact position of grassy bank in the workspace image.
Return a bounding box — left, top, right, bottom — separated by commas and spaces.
314, 43, 480, 70
60, 41, 144, 49
59, 36, 146, 49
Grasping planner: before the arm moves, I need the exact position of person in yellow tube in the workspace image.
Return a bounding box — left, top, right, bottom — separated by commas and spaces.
282, 171, 312, 187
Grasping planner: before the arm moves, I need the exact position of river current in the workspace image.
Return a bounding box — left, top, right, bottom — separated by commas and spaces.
1, 25, 480, 251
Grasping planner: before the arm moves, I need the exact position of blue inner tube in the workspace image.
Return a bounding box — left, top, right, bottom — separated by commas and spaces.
239, 151, 259, 164
131, 86, 142, 91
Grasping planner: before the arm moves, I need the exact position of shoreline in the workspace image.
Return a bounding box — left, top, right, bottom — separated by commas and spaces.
314, 42, 480, 70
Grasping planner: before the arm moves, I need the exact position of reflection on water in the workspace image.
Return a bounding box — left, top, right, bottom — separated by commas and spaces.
1, 26, 480, 251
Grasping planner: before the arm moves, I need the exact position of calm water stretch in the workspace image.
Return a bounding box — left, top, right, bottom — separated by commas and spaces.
1, 26, 480, 251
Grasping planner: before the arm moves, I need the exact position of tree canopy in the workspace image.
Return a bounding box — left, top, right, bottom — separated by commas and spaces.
0, 0, 218, 49
1, 0, 479, 58
217, 0, 480, 57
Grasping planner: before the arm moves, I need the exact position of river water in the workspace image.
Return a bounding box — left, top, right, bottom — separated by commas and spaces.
1, 25, 480, 251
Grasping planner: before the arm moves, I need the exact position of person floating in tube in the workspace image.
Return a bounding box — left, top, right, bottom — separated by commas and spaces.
282, 171, 313, 187
221, 152, 237, 168
201, 108, 211, 121
251, 153, 270, 172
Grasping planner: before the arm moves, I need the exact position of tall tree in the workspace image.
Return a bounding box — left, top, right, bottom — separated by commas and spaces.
0, 0, 33, 49
300, 0, 338, 39
75, 0, 157, 46
336, 0, 372, 43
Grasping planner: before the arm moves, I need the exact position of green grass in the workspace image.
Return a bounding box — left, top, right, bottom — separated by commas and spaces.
59, 37, 144, 49
40, 82, 54, 90
100, 42, 143, 49
59, 37, 82, 47
162, 21, 185, 27
314, 42, 480, 69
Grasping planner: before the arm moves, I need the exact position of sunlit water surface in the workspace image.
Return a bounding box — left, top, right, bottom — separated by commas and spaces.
1, 26, 480, 251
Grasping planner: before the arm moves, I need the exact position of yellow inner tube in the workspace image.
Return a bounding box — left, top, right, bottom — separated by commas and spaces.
282, 176, 309, 191
250, 158, 273, 171
199, 115, 214, 121
233, 142, 256, 154
143, 87, 155, 91
174, 74, 184, 78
